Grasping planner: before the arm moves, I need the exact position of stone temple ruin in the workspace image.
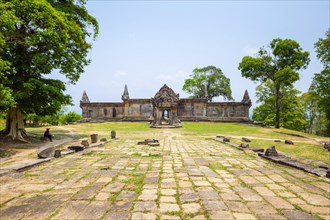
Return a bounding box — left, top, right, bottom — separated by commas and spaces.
80, 84, 252, 127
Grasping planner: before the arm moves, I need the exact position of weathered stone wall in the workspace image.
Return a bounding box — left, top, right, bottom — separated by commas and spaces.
81, 101, 250, 122
178, 99, 207, 117
126, 100, 152, 117
80, 86, 251, 122
206, 102, 250, 121
81, 102, 125, 121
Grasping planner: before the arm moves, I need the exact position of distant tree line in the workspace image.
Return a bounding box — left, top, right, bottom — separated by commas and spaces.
183, 30, 329, 136
24, 110, 82, 127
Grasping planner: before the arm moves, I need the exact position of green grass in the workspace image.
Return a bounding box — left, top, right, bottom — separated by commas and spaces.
229, 138, 330, 164
18, 122, 330, 165
71, 122, 150, 133
182, 122, 318, 139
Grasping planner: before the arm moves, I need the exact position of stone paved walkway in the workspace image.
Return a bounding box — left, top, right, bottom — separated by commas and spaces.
0, 130, 329, 220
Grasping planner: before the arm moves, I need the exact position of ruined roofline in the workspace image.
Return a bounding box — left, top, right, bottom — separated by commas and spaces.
80, 102, 124, 105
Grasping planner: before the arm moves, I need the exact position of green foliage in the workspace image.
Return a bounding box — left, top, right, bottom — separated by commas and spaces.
252, 81, 306, 131
312, 29, 330, 136
315, 29, 330, 66
0, 0, 98, 129
300, 91, 327, 135
59, 111, 82, 125
238, 38, 310, 128
182, 66, 233, 101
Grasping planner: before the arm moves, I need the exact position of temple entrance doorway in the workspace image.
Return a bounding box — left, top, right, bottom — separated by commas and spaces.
161, 109, 170, 125
150, 84, 181, 128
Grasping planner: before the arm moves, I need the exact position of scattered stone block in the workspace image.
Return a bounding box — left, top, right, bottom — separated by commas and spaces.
274, 140, 281, 143
68, 145, 84, 152
148, 142, 160, 147
81, 139, 89, 147
91, 134, 98, 143
326, 170, 330, 178
100, 138, 107, 142
38, 146, 55, 159
223, 137, 230, 143
111, 130, 116, 139
54, 150, 61, 158
137, 139, 159, 145
324, 143, 330, 151
239, 143, 249, 148
265, 146, 278, 157
251, 148, 264, 153
285, 140, 294, 145
216, 135, 225, 138
145, 139, 159, 143
242, 137, 251, 142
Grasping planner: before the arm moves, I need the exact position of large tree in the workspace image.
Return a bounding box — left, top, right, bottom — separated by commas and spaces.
312, 29, 330, 136
182, 65, 233, 101
0, 0, 98, 140
252, 80, 306, 131
238, 38, 310, 128
300, 90, 326, 135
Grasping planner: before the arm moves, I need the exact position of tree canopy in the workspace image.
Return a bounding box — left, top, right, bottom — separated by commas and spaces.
311, 29, 330, 136
0, 0, 99, 139
182, 66, 233, 102
252, 80, 306, 131
238, 38, 310, 128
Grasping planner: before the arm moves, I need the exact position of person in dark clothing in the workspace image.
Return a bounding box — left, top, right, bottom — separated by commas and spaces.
44, 128, 53, 142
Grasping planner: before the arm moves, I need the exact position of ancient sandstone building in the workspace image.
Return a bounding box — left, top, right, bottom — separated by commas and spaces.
80, 84, 252, 126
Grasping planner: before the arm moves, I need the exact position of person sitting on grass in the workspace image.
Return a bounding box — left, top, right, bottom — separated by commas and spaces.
44, 128, 53, 142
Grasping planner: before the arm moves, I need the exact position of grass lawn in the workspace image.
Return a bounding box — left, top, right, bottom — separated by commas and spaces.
22, 121, 330, 165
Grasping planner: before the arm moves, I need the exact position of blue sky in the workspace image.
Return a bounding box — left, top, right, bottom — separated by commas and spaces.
64, 0, 329, 113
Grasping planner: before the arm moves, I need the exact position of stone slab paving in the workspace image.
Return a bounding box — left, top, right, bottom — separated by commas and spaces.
0, 130, 329, 220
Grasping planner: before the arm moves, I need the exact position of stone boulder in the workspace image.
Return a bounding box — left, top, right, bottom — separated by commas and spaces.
111, 130, 116, 139
239, 143, 249, 148
145, 139, 159, 143
274, 140, 281, 143
148, 142, 160, 147
68, 145, 84, 152
285, 140, 294, 145
54, 150, 61, 158
38, 146, 55, 159
100, 138, 107, 142
90, 134, 98, 143
265, 146, 278, 157
242, 137, 251, 142
324, 143, 330, 151
223, 137, 230, 143
81, 139, 89, 147
326, 170, 330, 179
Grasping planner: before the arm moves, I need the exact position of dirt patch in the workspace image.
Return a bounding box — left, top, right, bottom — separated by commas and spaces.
0, 134, 74, 166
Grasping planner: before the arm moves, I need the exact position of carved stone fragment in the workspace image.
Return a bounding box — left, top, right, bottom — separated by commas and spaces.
265, 146, 278, 157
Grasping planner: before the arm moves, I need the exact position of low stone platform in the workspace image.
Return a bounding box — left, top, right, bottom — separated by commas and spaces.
259, 153, 328, 177
150, 124, 182, 128
0, 131, 329, 220
214, 137, 329, 178
0, 139, 111, 177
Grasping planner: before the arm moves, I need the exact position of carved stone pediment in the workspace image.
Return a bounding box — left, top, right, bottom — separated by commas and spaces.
152, 84, 179, 108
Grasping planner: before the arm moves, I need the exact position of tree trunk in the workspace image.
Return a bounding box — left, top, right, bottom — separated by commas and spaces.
6, 106, 26, 140
275, 88, 280, 129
